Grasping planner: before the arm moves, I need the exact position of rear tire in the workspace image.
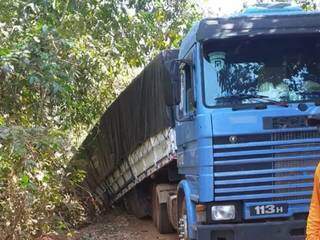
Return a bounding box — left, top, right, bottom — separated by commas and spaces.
152, 185, 174, 234
123, 187, 150, 218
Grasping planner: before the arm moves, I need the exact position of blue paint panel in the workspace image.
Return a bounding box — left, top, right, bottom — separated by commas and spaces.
212, 120, 319, 221
214, 154, 319, 166
214, 166, 316, 178
195, 115, 214, 202
214, 137, 320, 149
176, 121, 196, 146
215, 175, 314, 185
242, 4, 303, 16
178, 140, 198, 171
215, 182, 313, 194
215, 146, 320, 158
216, 191, 312, 201
211, 105, 318, 135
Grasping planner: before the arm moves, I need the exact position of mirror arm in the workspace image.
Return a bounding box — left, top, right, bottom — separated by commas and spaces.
176, 59, 193, 68
175, 111, 195, 122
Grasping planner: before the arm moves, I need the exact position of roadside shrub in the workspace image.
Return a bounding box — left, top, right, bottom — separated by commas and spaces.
0, 126, 86, 240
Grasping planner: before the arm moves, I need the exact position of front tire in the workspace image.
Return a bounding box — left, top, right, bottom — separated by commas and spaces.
178, 196, 189, 240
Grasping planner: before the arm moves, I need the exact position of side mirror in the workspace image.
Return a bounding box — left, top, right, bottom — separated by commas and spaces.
164, 58, 193, 107
164, 59, 181, 107
177, 59, 193, 68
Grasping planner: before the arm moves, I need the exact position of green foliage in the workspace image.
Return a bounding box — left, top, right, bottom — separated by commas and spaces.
295, 0, 318, 10
0, 0, 200, 239
0, 0, 200, 129
0, 126, 86, 239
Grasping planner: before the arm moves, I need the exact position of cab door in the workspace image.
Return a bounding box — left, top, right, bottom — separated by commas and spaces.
176, 47, 197, 173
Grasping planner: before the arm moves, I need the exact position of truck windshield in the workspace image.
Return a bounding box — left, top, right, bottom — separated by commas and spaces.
202, 34, 320, 107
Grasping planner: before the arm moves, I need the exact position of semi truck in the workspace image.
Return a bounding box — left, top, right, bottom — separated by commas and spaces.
75, 3, 320, 240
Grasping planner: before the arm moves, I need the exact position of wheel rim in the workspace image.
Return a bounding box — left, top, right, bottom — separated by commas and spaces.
178, 199, 188, 240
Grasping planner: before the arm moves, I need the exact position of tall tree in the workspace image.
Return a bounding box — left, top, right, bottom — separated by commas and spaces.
0, 0, 199, 130
0, 1, 200, 239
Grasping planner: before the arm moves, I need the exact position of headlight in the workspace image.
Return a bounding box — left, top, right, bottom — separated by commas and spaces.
211, 205, 235, 221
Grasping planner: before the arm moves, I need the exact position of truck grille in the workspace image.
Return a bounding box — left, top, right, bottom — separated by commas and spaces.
213, 130, 320, 206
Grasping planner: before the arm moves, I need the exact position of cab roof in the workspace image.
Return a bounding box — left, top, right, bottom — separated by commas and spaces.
179, 7, 320, 58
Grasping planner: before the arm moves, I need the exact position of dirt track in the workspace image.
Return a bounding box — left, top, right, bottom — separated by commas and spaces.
75, 209, 177, 240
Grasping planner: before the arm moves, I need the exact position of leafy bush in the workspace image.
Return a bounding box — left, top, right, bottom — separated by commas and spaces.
0, 126, 86, 239
0, 0, 200, 239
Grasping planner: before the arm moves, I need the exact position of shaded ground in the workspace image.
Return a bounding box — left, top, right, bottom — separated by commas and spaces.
74, 209, 177, 240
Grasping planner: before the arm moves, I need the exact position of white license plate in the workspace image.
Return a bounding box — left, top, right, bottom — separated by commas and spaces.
249, 203, 288, 216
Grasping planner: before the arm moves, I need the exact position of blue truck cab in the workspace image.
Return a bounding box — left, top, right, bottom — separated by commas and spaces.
175, 3, 320, 240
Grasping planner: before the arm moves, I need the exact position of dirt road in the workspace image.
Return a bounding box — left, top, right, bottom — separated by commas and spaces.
75, 209, 177, 240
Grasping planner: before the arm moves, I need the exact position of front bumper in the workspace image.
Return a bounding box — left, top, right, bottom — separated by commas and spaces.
195, 220, 306, 240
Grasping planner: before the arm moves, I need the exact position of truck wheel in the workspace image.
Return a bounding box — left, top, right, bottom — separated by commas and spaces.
152, 185, 174, 234
178, 197, 189, 240
124, 187, 150, 218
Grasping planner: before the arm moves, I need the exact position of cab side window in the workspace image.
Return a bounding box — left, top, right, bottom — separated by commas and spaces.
179, 60, 195, 118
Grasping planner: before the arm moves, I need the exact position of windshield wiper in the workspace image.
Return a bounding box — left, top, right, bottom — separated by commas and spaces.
215, 94, 266, 101
300, 92, 320, 97
300, 92, 320, 105
215, 94, 289, 107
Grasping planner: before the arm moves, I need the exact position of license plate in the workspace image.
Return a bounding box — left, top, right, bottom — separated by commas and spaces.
249, 203, 288, 216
